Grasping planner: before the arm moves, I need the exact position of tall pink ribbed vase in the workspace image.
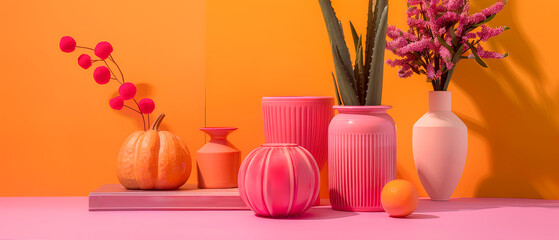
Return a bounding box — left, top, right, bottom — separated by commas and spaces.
262, 96, 334, 170
413, 91, 467, 201
329, 106, 396, 212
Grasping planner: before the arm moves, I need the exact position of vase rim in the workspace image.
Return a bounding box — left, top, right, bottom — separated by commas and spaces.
261, 143, 299, 148
333, 105, 392, 112
262, 96, 334, 102
199, 127, 238, 131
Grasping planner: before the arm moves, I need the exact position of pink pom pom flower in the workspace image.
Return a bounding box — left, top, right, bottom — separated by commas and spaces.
77, 54, 92, 69
109, 96, 124, 110
59, 36, 76, 53
93, 66, 111, 84
138, 98, 155, 114
94, 41, 113, 60
118, 82, 137, 100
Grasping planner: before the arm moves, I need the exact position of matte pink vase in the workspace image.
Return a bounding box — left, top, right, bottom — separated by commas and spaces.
413, 91, 467, 201
262, 96, 334, 171
238, 143, 320, 218
328, 106, 396, 212
196, 127, 240, 189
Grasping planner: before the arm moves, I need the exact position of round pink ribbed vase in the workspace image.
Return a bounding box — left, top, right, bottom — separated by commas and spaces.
413, 91, 467, 201
262, 96, 334, 171
238, 143, 320, 218
328, 106, 396, 212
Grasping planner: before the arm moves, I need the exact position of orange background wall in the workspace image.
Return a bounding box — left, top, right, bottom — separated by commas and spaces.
0, 0, 206, 196
1, 0, 559, 199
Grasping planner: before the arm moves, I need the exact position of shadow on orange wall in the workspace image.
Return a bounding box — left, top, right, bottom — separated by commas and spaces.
455, 0, 559, 199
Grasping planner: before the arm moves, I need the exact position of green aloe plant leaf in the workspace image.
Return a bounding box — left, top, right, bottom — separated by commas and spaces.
318, 0, 356, 83
354, 40, 365, 104
332, 73, 342, 105
349, 21, 360, 52
332, 43, 360, 105
364, 0, 383, 82
365, 4, 388, 106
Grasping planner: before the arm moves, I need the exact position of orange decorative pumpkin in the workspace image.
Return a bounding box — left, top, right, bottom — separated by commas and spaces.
117, 113, 191, 190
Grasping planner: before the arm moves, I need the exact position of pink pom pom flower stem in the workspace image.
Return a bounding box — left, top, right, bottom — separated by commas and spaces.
62, 40, 150, 131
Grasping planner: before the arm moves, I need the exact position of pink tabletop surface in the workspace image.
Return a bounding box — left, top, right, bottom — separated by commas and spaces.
0, 197, 558, 240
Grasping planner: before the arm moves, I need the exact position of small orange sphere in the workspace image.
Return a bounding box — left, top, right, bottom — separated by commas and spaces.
381, 179, 419, 217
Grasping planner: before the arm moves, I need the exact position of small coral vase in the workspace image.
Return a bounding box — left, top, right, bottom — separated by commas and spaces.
238, 144, 320, 218
413, 91, 467, 201
328, 106, 396, 212
196, 127, 240, 189
261, 96, 334, 171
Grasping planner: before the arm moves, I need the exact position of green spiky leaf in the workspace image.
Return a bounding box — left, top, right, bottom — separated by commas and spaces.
349, 21, 360, 52
364, 0, 387, 83
332, 44, 360, 105
365, 4, 388, 106
318, 0, 355, 82
332, 73, 342, 105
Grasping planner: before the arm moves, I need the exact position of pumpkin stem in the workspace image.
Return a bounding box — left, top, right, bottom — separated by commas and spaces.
150, 113, 165, 131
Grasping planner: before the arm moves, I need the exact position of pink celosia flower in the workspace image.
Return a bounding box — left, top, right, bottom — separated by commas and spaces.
386, 37, 408, 51
481, 0, 506, 17
477, 25, 507, 42
439, 46, 454, 69
468, 45, 507, 59
466, 13, 486, 25
397, 38, 431, 55
388, 0, 507, 90
426, 63, 436, 80
398, 64, 413, 78
446, 0, 465, 11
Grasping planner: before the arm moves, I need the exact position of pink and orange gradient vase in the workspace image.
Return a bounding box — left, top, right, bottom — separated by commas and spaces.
238, 143, 320, 218
261, 96, 334, 171
196, 127, 240, 189
328, 106, 397, 212
413, 91, 467, 201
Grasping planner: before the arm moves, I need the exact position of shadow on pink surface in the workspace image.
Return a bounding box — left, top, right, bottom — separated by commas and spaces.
415, 198, 559, 213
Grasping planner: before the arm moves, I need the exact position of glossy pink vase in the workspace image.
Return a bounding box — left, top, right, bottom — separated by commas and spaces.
328, 106, 396, 212
262, 96, 334, 171
413, 91, 467, 201
238, 143, 320, 218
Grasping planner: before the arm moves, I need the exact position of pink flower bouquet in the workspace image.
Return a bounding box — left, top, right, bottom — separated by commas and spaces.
386, 0, 509, 91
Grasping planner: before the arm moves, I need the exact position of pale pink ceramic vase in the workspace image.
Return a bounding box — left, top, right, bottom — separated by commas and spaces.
262, 97, 334, 171
328, 106, 396, 212
413, 91, 467, 201
238, 143, 320, 218
197, 127, 240, 189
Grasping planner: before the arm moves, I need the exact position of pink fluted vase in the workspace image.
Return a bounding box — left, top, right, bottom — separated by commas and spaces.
413, 91, 467, 201
328, 106, 396, 212
238, 143, 320, 218
262, 97, 334, 171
